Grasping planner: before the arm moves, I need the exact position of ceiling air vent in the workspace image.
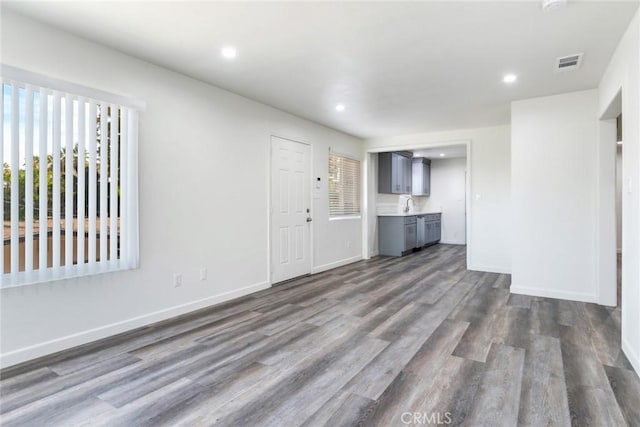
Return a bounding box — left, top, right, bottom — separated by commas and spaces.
555, 53, 583, 72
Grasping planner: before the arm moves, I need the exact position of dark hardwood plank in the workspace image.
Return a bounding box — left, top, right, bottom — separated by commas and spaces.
605, 364, 640, 426
0, 367, 58, 398
518, 334, 571, 426
465, 343, 525, 426
359, 320, 469, 425
0, 353, 141, 414
304, 391, 374, 427
418, 355, 485, 426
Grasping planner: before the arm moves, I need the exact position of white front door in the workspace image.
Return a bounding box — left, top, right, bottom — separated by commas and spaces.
271, 136, 312, 283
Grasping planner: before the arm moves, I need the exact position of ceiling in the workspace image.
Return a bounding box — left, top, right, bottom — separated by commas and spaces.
414, 145, 467, 159
3, 1, 638, 139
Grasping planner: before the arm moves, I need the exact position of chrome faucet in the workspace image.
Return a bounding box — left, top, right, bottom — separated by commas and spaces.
404, 197, 414, 213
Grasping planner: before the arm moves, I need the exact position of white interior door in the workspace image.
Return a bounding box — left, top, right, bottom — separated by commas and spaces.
271, 136, 311, 283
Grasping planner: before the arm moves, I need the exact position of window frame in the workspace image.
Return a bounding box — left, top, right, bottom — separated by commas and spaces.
1, 65, 143, 288
328, 150, 362, 220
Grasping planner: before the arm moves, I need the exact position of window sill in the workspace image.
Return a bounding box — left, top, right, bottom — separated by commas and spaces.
1, 261, 136, 289
329, 215, 362, 221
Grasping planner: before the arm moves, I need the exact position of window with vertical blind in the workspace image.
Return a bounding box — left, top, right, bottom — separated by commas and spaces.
328, 151, 361, 217
1, 65, 141, 287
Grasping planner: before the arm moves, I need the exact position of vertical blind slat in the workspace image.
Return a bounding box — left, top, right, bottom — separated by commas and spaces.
64, 95, 73, 267
99, 104, 108, 262
77, 99, 86, 266
24, 86, 34, 272
0, 82, 4, 275
10, 83, 19, 273
88, 100, 97, 266
38, 90, 48, 270
52, 92, 61, 269
127, 110, 139, 267
120, 109, 128, 264
109, 105, 119, 261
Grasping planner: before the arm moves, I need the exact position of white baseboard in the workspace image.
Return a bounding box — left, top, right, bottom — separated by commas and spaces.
467, 263, 511, 274
622, 337, 640, 377
510, 284, 597, 304
0, 280, 270, 369
312, 255, 362, 274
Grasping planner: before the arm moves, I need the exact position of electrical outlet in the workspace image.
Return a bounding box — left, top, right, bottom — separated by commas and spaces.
200, 268, 207, 281
173, 273, 183, 288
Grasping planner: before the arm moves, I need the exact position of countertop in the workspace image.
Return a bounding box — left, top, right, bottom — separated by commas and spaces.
377, 211, 441, 217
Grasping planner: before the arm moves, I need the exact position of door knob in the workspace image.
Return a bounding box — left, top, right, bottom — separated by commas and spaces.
307, 217, 313, 222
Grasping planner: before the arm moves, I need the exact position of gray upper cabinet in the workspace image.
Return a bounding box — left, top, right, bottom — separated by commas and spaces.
401, 156, 412, 193
412, 157, 431, 196
378, 151, 413, 194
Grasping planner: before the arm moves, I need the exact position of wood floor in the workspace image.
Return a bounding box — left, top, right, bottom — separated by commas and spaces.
1, 245, 638, 426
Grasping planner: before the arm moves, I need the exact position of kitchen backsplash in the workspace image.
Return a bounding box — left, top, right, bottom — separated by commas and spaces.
376, 193, 437, 214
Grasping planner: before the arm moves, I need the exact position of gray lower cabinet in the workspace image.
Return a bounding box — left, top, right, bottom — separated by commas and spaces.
378, 216, 417, 256
424, 213, 442, 246
378, 214, 441, 256
416, 215, 426, 247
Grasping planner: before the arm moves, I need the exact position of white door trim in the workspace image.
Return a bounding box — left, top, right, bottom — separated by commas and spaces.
362, 139, 472, 269
595, 89, 622, 307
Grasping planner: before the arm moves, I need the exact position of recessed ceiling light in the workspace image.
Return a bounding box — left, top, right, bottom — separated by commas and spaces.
439, 153, 445, 157
503, 74, 517, 84
335, 104, 345, 112
221, 47, 237, 59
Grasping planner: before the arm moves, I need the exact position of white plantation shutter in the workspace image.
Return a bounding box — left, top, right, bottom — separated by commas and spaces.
1, 65, 141, 287
328, 152, 361, 217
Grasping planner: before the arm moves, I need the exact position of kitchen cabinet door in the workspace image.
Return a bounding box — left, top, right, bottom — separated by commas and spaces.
405, 223, 417, 251
401, 155, 412, 194
412, 158, 431, 196
378, 152, 413, 194
423, 161, 431, 196
392, 153, 403, 193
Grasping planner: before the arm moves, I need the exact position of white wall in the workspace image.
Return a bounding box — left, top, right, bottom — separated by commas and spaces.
424, 158, 467, 244
365, 125, 511, 273
599, 10, 640, 375
616, 146, 622, 251
0, 11, 363, 367
511, 90, 599, 303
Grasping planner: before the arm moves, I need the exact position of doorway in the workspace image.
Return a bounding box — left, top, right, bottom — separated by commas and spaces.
597, 90, 622, 307
270, 136, 312, 284
362, 140, 471, 264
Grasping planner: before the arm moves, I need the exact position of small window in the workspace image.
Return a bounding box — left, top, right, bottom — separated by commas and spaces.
2, 67, 140, 287
328, 152, 361, 217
